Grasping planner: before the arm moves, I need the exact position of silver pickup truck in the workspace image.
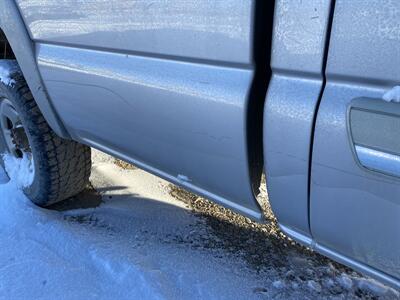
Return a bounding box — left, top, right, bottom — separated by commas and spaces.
0, 0, 399, 290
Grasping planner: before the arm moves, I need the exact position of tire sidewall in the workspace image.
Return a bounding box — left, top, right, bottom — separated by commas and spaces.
0, 77, 44, 204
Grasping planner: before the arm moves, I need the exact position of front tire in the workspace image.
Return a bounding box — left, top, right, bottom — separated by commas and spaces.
0, 60, 91, 206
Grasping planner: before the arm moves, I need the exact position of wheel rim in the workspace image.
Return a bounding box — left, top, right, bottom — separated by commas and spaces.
0, 98, 35, 176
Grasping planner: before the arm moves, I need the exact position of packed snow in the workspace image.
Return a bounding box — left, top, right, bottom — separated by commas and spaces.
0, 60, 17, 87
383, 86, 400, 103
0, 149, 398, 299
2, 153, 34, 189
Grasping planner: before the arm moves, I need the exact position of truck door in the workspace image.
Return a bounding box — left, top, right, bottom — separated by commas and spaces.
14, 1, 275, 220
311, 0, 400, 289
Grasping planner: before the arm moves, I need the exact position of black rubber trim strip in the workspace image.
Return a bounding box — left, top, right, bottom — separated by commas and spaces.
247, 0, 275, 200
307, 0, 337, 234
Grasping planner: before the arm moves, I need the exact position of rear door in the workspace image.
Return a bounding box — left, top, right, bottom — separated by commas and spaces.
14, 1, 274, 220
311, 0, 400, 288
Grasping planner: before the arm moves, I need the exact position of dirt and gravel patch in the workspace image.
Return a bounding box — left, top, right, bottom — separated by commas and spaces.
80, 153, 399, 299
114, 158, 136, 170
167, 177, 399, 299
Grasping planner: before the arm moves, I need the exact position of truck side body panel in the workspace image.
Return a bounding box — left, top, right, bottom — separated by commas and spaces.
16, 0, 254, 64
4, 0, 399, 289
311, 0, 400, 289
264, 0, 332, 238
15, 0, 266, 220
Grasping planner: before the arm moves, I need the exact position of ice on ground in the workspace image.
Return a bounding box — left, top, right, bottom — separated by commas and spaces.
383, 86, 400, 103
0, 151, 265, 300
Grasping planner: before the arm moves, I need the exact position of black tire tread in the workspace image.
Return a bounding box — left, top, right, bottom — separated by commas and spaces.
1, 61, 91, 206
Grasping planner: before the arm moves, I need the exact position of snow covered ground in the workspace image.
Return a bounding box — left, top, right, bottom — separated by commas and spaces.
0, 149, 398, 300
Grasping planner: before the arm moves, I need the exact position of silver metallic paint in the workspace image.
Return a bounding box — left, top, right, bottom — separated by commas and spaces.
32, 15, 263, 220
0, 0, 68, 138
311, 0, 400, 288
265, 0, 400, 288
355, 145, 400, 178
264, 0, 333, 237
16, 0, 254, 65
14, 0, 264, 220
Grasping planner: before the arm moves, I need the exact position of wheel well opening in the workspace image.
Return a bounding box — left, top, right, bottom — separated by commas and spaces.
0, 29, 16, 59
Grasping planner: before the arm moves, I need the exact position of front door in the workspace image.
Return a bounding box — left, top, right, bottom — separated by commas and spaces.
311, 0, 400, 288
